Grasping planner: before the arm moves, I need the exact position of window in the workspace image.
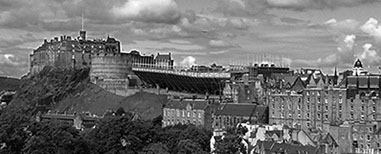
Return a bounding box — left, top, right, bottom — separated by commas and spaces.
373, 107, 376, 112
281, 113, 284, 118
177, 110, 180, 117
182, 111, 185, 117
288, 104, 292, 110
339, 105, 342, 111
325, 114, 328, 119
339, 98, 342, 103
307, 113, 310, 118
350, 114, 354, 119
362, 106, 365, 112
317, 113, 321, 120
306, 92, 310, 96
193, 112, 196, 117
289, 114, 292, 118
198, 113, 201, 118
338, 114, 342, 119
325, 106, 328, 111
187, 112, 190, 117
361, 114, 365, 120
272, 103, 275, 109
307, 105, 310, 110
298, 114, 301, 119
307, 97, 310, 102
298, 105, 301, 110
325, 98, 328, 104
317, 97, 321, 103
351, 106, 354, 111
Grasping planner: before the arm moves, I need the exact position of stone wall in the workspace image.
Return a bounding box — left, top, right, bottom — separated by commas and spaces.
90, 53, 133, 96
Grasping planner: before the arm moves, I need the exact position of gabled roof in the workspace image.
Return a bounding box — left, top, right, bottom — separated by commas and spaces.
319, 133, 338, 147
266, 130, 282, 138
164, 99, 209, 110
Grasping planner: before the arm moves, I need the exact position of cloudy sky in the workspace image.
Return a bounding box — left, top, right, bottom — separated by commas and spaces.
1, 0, 381, 77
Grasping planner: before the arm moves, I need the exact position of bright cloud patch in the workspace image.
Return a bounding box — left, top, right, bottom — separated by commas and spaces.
111, 0, 181, 24
357, 43, 381, 65
325, 18, 360, 34
361, 18, 381, 44
180, 56, 196, 67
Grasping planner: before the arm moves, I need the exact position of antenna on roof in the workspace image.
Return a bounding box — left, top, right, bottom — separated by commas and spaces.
81, 14, 84, 31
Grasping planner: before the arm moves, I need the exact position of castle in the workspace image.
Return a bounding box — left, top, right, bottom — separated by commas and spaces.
29, 30, 173, 96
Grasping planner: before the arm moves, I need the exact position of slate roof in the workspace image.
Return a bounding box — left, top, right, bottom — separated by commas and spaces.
258, 141, 321, 154
164, 99, 209, 110
214, 103, 268, 117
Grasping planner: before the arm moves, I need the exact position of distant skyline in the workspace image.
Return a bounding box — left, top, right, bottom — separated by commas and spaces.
1, 0, 381, 77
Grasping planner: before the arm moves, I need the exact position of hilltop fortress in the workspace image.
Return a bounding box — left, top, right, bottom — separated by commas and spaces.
29, 30, 173, 96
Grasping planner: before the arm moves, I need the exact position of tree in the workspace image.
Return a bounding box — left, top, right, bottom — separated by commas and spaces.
85, 116, 155, 154
213, 126, 248, 154
213, 134, 246, 154
141, 142, 170, 154
22, 120, 90, 154
0, 108, 30, 154
115, 107, 126, 116
173, 139, 208, 154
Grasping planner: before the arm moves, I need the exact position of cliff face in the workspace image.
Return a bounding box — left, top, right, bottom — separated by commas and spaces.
9, 66, 91, 113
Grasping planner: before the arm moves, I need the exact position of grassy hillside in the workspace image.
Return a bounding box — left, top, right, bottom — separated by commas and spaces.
8, 66, 167, 119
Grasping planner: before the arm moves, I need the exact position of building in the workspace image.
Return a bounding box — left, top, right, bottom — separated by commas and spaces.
254, 141, 323, 154
212, 103, 268, 130
162, 98, 218, 130
35, 111, 102, 130
223, 73, 262, 104
30, 30, 121, 75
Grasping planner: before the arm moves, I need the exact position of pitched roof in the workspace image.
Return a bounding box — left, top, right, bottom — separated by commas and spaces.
214, 103, 268, 117
164, 99, 209, 110
319, 133, 338, 147
258, 141, 321, 154
266, 130, 282, 138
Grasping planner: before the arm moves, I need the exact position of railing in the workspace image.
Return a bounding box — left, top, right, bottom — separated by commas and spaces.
132, 63, 230, 78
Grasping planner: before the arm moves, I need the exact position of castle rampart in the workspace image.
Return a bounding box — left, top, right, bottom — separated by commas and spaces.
90, 53, 133, 96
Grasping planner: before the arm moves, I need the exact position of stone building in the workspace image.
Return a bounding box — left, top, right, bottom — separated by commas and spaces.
162, 98, 218, 130
89, 52, 132, 96
212, 103, 268, 130
29, 30, 121, 76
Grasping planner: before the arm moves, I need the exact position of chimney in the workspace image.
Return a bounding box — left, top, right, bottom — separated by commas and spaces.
54, 37, 59, 42
44, 39, 47, 44
67, 36, 71, 40
60, 36, 63, 41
